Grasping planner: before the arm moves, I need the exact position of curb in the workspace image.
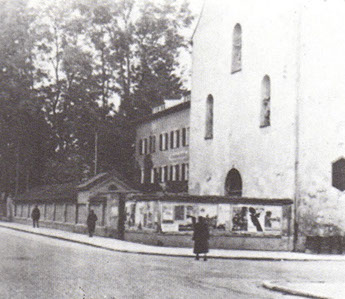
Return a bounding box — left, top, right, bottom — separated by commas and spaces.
262, 281, 330, 299
1, 223, 345, 262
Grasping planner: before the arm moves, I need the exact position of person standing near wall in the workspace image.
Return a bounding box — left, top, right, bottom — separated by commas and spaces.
87, 209, 98, 237
193, 216, 210, 261
31, 205, 40, 228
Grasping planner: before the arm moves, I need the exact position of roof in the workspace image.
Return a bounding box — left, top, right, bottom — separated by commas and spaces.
128, 194, 294, 205
132, 100, 190, 126
15, 182, 78, 202
77, 170, 136, 192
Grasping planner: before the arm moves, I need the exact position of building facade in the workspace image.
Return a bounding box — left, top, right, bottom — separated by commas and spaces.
190, 0, 345, 247
134, 98, 190, 193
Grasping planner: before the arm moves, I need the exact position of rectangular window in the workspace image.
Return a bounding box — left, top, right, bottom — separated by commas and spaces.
152, 136, 156, 153
161, 166, 166, 183
175, 130, 180, 148
186, 128, 190, 146
170, 131, 174, 149
174, 205, 185, 221
185, 163, 189, 181
159, 134, 163, 151
175, 164, 180, 181
182, 128, 186, 146
164, 133, 169, 150
150, 168, 155, 184
170, 165, 174, 181
171, 165, 176, 181
139, 139, 143, 155
140, 168, 144, 184
181, 164, 186, 181
144, 138, 148, 154
164, 166, 168, 182
159, 167, 162, 182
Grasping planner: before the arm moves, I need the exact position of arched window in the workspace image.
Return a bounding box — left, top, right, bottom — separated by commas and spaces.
225, 168, 242, 197
260, 75, 271, 127
231, 23, 242, 73
205, 94, 214, 139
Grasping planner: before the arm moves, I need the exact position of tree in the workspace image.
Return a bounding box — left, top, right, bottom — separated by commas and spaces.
0, 0, 50, 196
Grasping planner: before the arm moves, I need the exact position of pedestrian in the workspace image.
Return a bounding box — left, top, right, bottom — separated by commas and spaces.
31, 205, 40, 228
87, 209, 98, 237
192, 216, 210, 261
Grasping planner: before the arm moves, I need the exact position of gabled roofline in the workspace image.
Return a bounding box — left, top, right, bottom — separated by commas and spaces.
191, 0, 206, 41
131, 100, 190, 126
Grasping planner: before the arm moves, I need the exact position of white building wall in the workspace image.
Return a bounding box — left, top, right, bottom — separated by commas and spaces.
297, 0, 345, 233
190, 0, 299, 199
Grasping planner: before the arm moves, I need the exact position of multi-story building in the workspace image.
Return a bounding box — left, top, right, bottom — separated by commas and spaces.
190, 0, 345, 247
134, 96, 190, 192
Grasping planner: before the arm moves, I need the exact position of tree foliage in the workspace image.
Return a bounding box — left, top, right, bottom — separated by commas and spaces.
0, 0, 193, 194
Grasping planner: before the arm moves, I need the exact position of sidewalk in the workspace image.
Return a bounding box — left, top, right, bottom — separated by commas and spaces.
263, 281, 345, 299
1, 221, 345, 299
1, 221, 345, 261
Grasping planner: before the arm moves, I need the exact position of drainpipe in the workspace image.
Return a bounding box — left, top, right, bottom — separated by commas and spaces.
293, 3, 303, 252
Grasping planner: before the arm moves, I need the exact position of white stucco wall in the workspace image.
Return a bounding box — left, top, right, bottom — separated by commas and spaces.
297, 0, 345, 233
189, 0, 299, 198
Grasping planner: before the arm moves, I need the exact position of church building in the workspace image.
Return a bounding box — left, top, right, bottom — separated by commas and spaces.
189, 0, 345, 248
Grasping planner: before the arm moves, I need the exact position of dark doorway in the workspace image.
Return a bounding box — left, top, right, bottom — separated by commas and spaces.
225, 169, 242, 197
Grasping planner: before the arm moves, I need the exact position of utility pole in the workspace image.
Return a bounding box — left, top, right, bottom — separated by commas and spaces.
94, 130, 98, 176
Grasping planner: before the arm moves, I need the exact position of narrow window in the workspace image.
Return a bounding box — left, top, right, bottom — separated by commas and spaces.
159, 167, 163, 183
185, 163, 189, 180
144, 138, 148, 154
175, 130, 180, 148
181, 164, 186, 181
164, 166, 168, 182
186, 128, 190, 146
260, 75, 271, 128
152, 136, 156, 153
205, 95, 214, 139
231, 23, 242, 73
140, 168, 145, 184
164, 133, 169, 150
182, 128, 186, 146
150, 168, 155, 184
170, 165, 174, 181
159, 134, 163, 151
170, 131, 174, 149
139, 139, 143, 155
175, 164, 180, 181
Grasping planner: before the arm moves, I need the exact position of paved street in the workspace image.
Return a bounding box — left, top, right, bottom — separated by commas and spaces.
1, 227, 345, 299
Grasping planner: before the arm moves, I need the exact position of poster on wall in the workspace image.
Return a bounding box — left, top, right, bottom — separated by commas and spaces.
231, 205, 282, 234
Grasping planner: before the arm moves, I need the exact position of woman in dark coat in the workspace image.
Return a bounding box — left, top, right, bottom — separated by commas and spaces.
193, 216, 210, 261
87, 210, 98, 237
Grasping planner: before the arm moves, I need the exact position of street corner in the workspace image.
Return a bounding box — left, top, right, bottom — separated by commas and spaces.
262, 280, 345, 299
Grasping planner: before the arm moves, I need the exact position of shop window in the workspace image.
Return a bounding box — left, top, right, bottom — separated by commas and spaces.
205, 95, 214, 139
332, 158, 345, 191
225, 168, 242, 197
260, 75, 271, 128
231, 23, 242, 74
174, 205, 185, 221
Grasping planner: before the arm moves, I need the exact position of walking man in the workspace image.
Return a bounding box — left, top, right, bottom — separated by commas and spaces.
87, 209, 98, 237
31, 205, 40, 228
